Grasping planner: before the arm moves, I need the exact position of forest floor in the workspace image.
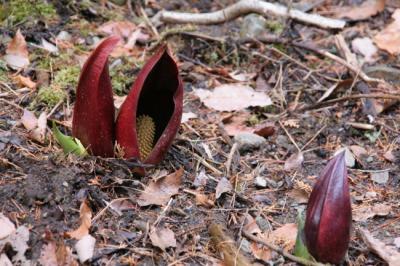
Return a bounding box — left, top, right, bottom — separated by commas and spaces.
1, 0, 400, 265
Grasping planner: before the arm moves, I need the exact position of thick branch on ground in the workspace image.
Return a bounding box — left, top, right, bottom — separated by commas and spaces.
160, 0, 345, 29
208, 223, 251, 266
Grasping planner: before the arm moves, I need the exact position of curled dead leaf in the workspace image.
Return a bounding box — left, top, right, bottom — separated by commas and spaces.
137, 168, 183, 206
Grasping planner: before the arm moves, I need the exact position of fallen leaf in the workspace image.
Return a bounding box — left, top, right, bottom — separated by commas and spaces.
3, 29, 30, 70
181, 112, 198, 123
371, 170, 389, 184
40, 38, 59, 54
349, 145, 368, 158
0, 213, 15, 239
353, 203, 392, 222
0, 226, 31, 265
20, 109, 47, 143
215, 177, 232, 199
228, 71, 257, 82
195, 84, 272, 111
75, 234, 96, 263
335, 0, 385, 21
284, 152, 304, 171
12, 75, 37, 89
359, 228, 400, 266
243, 214, 262, 235
374, 9, 400, 54
98, 21, 137, 38
149, 226, 176, 251
250, 242, 272, 262
383, 149, 396, 162
269, 223, 298, 252
137, 168, 183, 206
253, 122, 275, 138
222, 111, 254, 136
351, 37, 378, 62
195, 192, 215, 207
109, 198, 136, 215
39, 242, 58, 266
394, 237, 400, 249
67, 200, 92, 240
0, 254, 12, 266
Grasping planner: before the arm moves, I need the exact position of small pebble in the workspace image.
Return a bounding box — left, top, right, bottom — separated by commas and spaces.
234, 132, 266, 152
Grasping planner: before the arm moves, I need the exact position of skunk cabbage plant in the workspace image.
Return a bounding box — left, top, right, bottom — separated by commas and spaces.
71, 36, 183, 165
116, 45, 183, 164
304, 151, 352, 264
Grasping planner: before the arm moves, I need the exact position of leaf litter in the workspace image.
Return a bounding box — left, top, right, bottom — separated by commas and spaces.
1, 0, 400, 265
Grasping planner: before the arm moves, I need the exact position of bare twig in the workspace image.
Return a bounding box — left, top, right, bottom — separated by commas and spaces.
299, 93, 400, 111
242, 231, 324, 266
292, 41, 383, 84
160, 0, 345, 29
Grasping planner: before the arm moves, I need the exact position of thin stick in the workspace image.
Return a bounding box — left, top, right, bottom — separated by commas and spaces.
161, 0, 345, 29
293, 42, 383, 84
242, 231, 324, 266
225, 143, 238, 176
279, 120, 301, 152
299, 93, 400, 111
301, 125, 326, 151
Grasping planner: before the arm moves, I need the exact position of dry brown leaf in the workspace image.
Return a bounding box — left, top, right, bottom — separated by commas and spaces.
222, 111, 254, 136
353, 203, 392, 222
195, 84, 272, 111
137, 168, 183, 206
3, 29, 30, 70
149, 226, 176, 251
335, 0, 385, 21
243, 214, 262, 235
250, 242, 272, 262
269, 223, 297, 252
97, 21, 136, 38
284, 152, 304, 171
195, 192, 215, 207
67, 200, 92, 240
215, 177, 232, 199
12, 75, 37, 90
374, 9, 400, 54
359, 228, 400, 266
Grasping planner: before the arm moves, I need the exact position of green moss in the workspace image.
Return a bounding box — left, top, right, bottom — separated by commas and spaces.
2, 0, 57, 26
247, 114, 260, 126
54, 66, 80, 89
0, 60, 9, 82
110, 58, 136, 95
35, 86, 67, 108
265, 20, 284, 35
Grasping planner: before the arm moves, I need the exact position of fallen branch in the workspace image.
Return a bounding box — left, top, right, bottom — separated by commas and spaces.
299, 93, 400, 111
242, 230, 324, 266
292, 42, 383, 84
160, 0, 345, 29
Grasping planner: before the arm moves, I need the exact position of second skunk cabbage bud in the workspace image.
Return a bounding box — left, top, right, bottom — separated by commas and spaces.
304, 151, 352, 264
72, 36, 120, 157
116, 45, 183, 164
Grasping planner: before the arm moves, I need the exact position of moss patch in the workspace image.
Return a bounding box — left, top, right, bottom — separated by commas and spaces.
35, 86, 67, 108
54, 66, 80, 89
1, 0, 57, 26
